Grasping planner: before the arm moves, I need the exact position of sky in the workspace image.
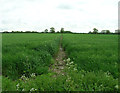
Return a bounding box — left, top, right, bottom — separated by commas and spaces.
0, 0, 119, 33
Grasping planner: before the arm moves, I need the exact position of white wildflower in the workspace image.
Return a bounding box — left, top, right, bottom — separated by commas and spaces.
70, 61, 73, 65
30, 88, 37, 91
66, 79, 69, 82
67, 58, 70, 62
74, 68, 77, 71
68, 77, 71, 80
21, 74, 25, 79
22, 89, 25, 91
100, 84, 103, 87
16, 83, 19, 87
21, 74, 28, 81
16, 83, 20, 91
35, 89, 37, 91
30, 88, 35, 91
31, 73, 36, 78
66, 63, 69, 66
115, 85, 118, 89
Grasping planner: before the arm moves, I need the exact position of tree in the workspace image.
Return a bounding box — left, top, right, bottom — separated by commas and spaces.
101, 30, 106, 34
60, 28, 64, 33
101, 30, 111, 34
88, 31, 92, 34
93, 28, 98, 34
50, 27, 55, 33
25, 31, 31, 33
3, 31, 9, 33
57, 31, 60, 33
106, 30, 110, 34
44, 29, 48, 33
64, 31, 72, 33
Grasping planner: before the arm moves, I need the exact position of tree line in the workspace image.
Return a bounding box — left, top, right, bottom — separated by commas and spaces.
41, 27, 72, 33
3, 27, 119, 34
88, 28, 119, 34
3, 27, 72, 33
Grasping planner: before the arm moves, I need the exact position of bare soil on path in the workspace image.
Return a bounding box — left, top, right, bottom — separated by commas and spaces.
49, 35, 66, 76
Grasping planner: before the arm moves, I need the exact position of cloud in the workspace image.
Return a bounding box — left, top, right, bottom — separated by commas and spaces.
58, 4, 73, 10
0, 0, 119, 32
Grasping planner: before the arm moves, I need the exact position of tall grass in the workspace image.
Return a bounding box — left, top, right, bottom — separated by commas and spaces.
62, 34, 118, 78
2, 33, 118, 92
2, 33, 60, 80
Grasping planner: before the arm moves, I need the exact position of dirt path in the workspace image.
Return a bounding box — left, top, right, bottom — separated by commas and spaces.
50, 35, 66, 76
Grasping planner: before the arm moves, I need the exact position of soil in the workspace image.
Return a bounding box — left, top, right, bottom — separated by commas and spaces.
49, 35, 66, 77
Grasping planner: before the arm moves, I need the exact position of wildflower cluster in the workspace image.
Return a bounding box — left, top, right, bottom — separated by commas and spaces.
16, 83, 20, 91
64, 75, 75, 90
65, 58, 78, 72
104, 71, 111, 77
30, 88, 37, 92
115, 85, 118, 89
21, 74, 28, 81
66, 75, 72, 82
20, 73, 36, 81
30, 73, 36, 78
16, 83, 24, 91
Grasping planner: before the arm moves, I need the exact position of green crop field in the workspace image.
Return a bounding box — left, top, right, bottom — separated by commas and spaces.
2, 33, 60, 80
2, 33, 119, 92
62, 34, 118, 78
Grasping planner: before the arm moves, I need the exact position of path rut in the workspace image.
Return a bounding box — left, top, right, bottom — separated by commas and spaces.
50, 35, 66, 76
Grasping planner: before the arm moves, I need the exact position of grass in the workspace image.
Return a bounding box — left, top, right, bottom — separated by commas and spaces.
2, 33, 60, 80
2, 33, 119, 92
62, 34, 118, 78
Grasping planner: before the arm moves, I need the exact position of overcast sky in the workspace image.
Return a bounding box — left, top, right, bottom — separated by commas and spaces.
0, 0, 119, 33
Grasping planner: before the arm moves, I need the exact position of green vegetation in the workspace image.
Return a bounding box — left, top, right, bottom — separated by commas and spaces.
62, 34, 118, 91
63, 34, 118, 78
60, 28, 64, 33
93, 28, 98, 34
50, 27, 55, 33
101, 30, 111, 34
44, 29, 48, 33
2, 33, 60, 80
2, 33, 118, 92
